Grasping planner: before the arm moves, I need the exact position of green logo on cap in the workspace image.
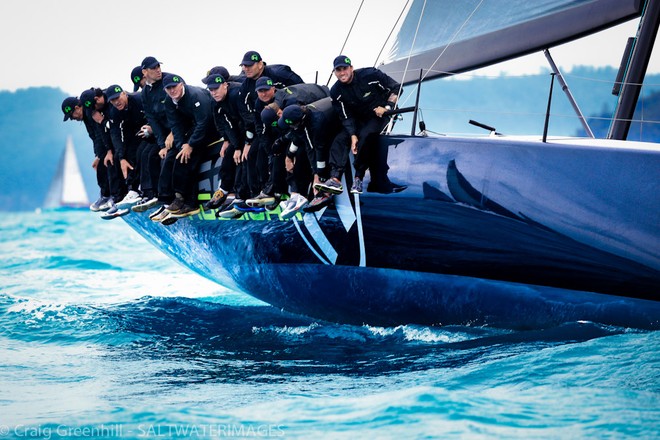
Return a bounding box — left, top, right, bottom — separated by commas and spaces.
285, 118, 293, 125
214, 76, 223, 83
84, 100, 92, 108
133, 76, 141, 83
114, 86, 122, 93
270, 121, 278, 127
173, 76, 180, 82
344, 57, 351, 65
266, 79, 273, 86
64, 106, 72, 113
251, 54, 260, 61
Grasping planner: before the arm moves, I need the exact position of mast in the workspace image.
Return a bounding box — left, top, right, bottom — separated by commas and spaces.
608, 0, 660, 140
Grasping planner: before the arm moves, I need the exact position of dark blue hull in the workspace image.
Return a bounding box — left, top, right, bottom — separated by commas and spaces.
123, 134, 660, 329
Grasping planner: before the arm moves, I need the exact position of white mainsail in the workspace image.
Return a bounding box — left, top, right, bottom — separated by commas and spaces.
44, 136, 89, 208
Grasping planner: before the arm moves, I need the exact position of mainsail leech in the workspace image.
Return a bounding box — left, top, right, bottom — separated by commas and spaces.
380, 0, 644, 85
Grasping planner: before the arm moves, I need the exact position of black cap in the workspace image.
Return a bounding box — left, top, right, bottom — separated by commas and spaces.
105, 85, 124, 101
261, 107, 279, 129
61, 97, 80, 121
278, 105, 304, 130
80, 88, 97, 109
333, 55, 352, 69
162, 73, 184, 88
205, 74, 226, 90
240, 50, 262, 66
141, 56, 162, 69
130, 66, 143, 91
201, 66, 230, 84
255, 76, 274, 91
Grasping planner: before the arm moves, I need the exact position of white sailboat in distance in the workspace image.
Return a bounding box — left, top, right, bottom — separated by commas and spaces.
44, 136, 89, 209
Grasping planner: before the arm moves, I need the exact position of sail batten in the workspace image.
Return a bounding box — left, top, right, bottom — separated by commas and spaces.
380, 0, 644, 84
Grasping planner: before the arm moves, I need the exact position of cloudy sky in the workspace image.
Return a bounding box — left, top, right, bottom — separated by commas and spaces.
2, 0, 658, 97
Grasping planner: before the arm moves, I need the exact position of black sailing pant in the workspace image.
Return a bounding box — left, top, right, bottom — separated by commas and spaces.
158, 148, 177, 204
99, 155, 125, 200
139, 141, 161, 199
218, 144, 237, 193
124, 141, 140, 193
171, 147, 204, 206
329, 118, 392, 189
285, 147, 312, 197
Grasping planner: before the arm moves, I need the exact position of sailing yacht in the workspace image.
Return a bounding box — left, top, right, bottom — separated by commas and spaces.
44, 136, 89, 209
119, 0, 659, 329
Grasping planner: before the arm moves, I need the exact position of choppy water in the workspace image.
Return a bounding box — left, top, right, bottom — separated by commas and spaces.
0, 210, 658, 439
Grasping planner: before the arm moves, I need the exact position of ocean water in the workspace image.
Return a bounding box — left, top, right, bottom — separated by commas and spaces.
0, 210, 658, 439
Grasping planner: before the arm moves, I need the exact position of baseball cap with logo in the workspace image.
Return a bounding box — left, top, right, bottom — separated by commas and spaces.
61, 97, 80, 121
130, 66, 144, 91
105, 84, 124, 101
201, 66, 230, 84
260, 106, 279, 129
80, 88, 97, 109
205, 74, 226, 90
162, 73, 185, 88
240, 50, 262, 66
141, 56, 162, 70
255, 76, 274, 91
278, 105, 305, 130
333, 55, 352, 70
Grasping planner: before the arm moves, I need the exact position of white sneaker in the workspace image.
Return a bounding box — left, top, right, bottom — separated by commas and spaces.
97, 197, 115, 212
90, 196, 109, 212
116, 190, 142, 209
279, 198, 294, 211
132, 197, 159, 212
280, 194, 308, 220
100, 206, 129, 220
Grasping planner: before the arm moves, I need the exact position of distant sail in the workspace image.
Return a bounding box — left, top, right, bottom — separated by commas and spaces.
44, 136, 89, 209
380, 0, 644, 84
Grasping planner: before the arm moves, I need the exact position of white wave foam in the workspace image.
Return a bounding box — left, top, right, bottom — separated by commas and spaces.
365, 324, 482, 343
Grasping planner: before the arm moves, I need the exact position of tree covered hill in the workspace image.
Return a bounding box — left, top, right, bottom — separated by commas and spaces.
411, 66, 660, 141
578, 89, 660, 141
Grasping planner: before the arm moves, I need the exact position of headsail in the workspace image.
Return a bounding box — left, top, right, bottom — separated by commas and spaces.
44, 136, 89, 209
380, 0, 644, 85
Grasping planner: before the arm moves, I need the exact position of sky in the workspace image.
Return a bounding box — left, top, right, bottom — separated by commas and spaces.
1, 0, 659, 97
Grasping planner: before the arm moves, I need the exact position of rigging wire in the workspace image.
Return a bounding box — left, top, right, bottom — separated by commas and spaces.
372, 0, 411, 68
382, 0, 426, 135
397, 0, 486, 107
422, 0, 486, 82
397, 0, 427, 102
326, 0, 366, 87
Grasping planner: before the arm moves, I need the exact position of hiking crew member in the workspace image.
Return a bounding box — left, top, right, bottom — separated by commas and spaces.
248, 78, 331, 208
162, 73, 221, 220
277, 98, 345, 217
136, 56, 176, 217
329, 55, 407, 194
238, 50, 304, 202
62, 96, 114, 212
205, 73, 249, 216
79, 87, 126, 206
106, 84, 160, 209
